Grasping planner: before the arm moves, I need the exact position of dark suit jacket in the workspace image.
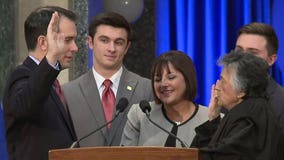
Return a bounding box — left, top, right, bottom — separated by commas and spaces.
3, 57, 76, 160
62, 67, 153, 146
191, 98, 284, 160
267, 77, 284, 130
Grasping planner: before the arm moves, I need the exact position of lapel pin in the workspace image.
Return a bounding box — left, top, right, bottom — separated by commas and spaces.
127, 86, 132, 91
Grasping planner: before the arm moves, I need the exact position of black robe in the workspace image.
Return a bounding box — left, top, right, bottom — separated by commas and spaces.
191, 97, 284, 160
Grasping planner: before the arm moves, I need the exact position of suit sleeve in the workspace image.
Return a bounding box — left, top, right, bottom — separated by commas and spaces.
190, 116, 220, 148
197, 117, 261, 160
3, 57, 59, 118
120, 103, 142, 146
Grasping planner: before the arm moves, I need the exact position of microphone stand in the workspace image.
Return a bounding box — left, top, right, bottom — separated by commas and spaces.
70, 113, 120, 148
70, 97, 129, 148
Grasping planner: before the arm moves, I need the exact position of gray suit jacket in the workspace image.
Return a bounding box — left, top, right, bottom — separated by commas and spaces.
62, 67, 153, 146
121, 101, 208, 147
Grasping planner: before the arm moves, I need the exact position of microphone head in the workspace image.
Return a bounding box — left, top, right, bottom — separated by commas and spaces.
139, 100, 151, 113
116, 97, 129, 113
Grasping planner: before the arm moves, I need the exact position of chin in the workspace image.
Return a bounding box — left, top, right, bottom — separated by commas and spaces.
161, 99, 175, 106
217, 101, 224, 108
61, 64, 70, 70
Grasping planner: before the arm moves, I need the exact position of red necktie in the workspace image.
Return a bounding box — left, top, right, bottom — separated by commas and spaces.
102, 79, 115, 128
54, 79, 67, 112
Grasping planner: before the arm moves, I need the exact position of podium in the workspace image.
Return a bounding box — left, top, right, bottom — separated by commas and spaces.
49, 146, 199, 160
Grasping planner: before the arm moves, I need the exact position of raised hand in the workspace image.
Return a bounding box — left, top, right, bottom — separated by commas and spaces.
45, 11, 66, 65
208, 81, 222, 121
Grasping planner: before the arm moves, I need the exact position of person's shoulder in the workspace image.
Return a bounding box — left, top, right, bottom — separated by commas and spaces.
13, 57, 33, 72
235, 98, 269, 117
11, 64, 29, 75
189, 104, 209, 124
129, 101, 159, 112
7, 62, 32, 83
148, 101, 163, 115
274, 82, 284, 94
128, 102, 145, 118
63, 70, 92, 88
198, 104, 208, 110
196, 104, 209, 116
268, 78, 284, 95
149, 101, 160, 109
123, 68, 151, 82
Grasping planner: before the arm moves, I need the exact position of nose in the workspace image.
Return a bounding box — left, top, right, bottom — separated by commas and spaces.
71, 41, 78, 53
160, 78, 169, 86
107, 42, 116, 52
215, 80, 221, 90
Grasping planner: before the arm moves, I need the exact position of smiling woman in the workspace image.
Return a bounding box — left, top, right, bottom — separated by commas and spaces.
121, 50, 209, 147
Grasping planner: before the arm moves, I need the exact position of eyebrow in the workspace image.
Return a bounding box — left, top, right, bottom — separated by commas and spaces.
65, 35, 76, 38
246, 48, 260, 52
236, 46, 260, 52
98, 35, 126, 41
114, 38, 126, 42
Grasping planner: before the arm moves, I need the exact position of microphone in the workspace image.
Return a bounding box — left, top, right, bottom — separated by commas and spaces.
70, 97, 129, 148
139, 100, 190, 148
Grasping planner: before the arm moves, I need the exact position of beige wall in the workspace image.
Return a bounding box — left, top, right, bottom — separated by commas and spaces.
15, 0, 70, 84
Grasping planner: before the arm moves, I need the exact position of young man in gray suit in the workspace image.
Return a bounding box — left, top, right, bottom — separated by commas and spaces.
62, 12, 153, 146
235, 22, 284, 130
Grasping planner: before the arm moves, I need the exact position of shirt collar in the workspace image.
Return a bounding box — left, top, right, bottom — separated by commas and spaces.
29, 55, 40, 65
92, 66, 123, 91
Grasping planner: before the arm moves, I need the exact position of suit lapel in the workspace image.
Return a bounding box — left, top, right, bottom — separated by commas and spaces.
107, 68, 137, 145
51, 83, 77, 139
79, 71, 108, 139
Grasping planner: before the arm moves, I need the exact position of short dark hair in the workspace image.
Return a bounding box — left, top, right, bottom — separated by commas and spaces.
151, 50, 198, 104
238, 22, 278, 56
218, 50, 269, 98
24, 6, 77, 51
88, 12, 133, 41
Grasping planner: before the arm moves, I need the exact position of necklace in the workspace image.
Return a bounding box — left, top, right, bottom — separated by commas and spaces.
164, 102, 197, 125
174, 121, 181, 125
